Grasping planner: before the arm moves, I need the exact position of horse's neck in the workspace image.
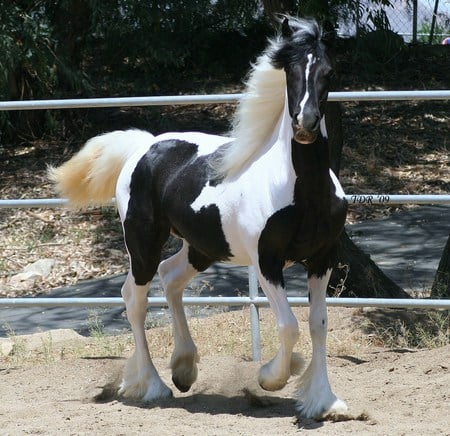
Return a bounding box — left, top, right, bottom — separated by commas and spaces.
276, 91, 296, 149
268, 95, 330, 174
291, 128, 332, 211
251, 93, 331, 199
293, 128, 329, 170
260, 93, 297, 175
267, 95, 332, 203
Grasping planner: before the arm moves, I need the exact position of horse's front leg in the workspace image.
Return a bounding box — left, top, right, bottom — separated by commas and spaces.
158, 242, 200, 393
257, 271, 302, 391
119, 272, 172, 401
296, 269, 347, 418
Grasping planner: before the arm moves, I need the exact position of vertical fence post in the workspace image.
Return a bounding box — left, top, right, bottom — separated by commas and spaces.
248, 265, 261, 361
429, 0, 440, 44
412, 0, 418, 44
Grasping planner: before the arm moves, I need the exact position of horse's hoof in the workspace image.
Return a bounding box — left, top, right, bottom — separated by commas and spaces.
142, 384, 173, 402
258, 377, 287, 392
258, 361, 288, 391
172, 376, 192, 393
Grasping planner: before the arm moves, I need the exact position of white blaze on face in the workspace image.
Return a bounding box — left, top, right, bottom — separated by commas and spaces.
297, 53, 316, 126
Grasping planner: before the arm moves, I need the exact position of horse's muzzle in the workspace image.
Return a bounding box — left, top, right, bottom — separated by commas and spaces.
293, 128, 318, 144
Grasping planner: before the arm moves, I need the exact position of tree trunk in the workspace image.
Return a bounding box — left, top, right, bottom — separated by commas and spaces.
431, 234, 450, 298
50, 0, 93, 91
329, 232, 411, 298
325, 103, 410, 298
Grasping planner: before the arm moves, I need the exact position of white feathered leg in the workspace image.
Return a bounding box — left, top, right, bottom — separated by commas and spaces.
119, 272, 172, 401
158, 241, 200, 393
296, 269, 347, 418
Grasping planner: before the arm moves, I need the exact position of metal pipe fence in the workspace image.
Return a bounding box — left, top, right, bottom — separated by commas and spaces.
1, 296, 449, 309
1, 90, 449, 360
3, 194, 450, 209
0, 90, 449, 112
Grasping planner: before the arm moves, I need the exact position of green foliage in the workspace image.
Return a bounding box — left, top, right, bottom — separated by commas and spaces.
0, 2, 56, 139
0, 1, 268, 141
418, 19, 450, 45
0, 0, 401, 102
0, 0, 414, 142
89, 0, 266, 82
290, 0, 394, 31
0, 2, 57, 100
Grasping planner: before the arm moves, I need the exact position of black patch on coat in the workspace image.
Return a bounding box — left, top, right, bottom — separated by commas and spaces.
258, 136, 347, 287
123, 139, 231, 285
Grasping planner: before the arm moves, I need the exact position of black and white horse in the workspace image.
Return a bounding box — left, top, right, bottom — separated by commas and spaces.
50, 17, 348, 418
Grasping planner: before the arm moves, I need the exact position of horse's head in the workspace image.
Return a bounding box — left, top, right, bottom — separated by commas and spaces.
270, 17, 335, 144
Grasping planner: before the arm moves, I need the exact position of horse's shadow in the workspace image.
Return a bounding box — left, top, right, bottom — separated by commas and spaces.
92, 377, 374, 430
89, 360, 377, 430
91, 378, 328, 428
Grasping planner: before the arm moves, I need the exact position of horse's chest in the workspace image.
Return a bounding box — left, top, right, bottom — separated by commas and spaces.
287, 211, 334, 259
258, 195, 346, 263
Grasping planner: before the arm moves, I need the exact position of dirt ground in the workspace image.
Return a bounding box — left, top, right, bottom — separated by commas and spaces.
1, 307, 449, 435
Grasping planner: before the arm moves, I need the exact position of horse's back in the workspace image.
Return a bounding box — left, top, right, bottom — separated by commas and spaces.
117, 131, 230, 200
152, 131, 231, 156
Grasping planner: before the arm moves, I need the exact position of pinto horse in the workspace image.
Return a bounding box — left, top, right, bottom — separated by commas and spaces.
49, 17, 348, 418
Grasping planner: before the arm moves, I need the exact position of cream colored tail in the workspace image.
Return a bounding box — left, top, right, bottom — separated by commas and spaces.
48, 129, 154, 207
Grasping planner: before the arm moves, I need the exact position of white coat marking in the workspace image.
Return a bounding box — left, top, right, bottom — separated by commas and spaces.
297, 53, 316, 124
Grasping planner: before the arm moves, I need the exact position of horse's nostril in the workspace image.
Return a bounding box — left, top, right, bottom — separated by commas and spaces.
296, 110, 320, 132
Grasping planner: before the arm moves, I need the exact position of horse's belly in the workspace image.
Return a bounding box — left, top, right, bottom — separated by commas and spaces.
191, 183, 270, 267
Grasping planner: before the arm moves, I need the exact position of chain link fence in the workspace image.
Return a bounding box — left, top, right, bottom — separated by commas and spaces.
338, 0, 450, 44
389, 0, 450, 43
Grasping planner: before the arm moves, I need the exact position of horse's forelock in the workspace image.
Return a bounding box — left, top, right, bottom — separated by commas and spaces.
268, 18, 322, 68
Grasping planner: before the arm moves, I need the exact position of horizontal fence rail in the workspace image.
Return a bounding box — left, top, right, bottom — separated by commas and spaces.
1, 296, 449, 309
346, 194, 450, 205
0, 90, 449, 111
0, 198, 70, 208
3, 194, 450, 209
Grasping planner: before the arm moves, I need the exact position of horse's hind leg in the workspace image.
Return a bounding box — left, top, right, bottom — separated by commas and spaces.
118, 204, 172, 401
158, 241, 200, 392
119, 272, 172, 401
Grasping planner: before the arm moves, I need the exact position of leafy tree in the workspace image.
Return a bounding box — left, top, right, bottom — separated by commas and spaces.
88, 0, 266, 84
0, 2, 58, 138
46, 0, 96, 93
263, 0, 396, 30
0, 2, 56, 100
0, 1, 267, 139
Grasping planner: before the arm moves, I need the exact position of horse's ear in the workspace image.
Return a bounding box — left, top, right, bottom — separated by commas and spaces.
281, 17, 293, 38
321, 20, 336, 46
